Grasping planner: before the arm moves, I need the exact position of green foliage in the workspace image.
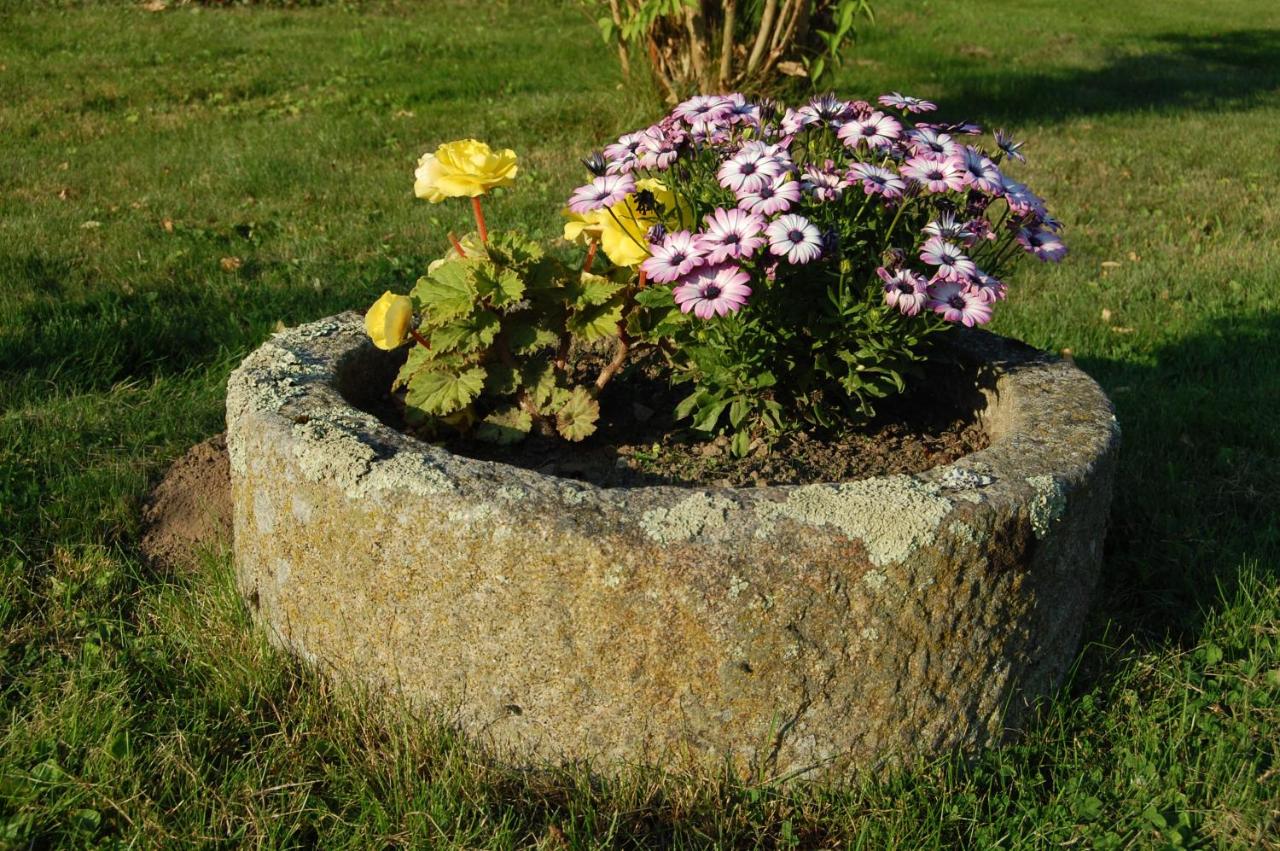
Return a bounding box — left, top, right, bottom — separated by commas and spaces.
392, 231, 626, 443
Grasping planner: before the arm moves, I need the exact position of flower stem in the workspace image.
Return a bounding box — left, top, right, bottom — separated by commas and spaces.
409, 328, 431, 349
471, 196, 488, 244
447, 232, 468, 258
583, 239, 598, 274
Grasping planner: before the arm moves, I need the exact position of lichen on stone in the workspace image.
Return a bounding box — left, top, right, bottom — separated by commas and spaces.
639, 492, 739, 544
1026, 474, 1067, 538
755, 478, 952, 566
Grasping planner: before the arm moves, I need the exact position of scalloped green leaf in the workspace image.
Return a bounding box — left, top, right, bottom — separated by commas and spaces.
566, 295, 624, 342
633, 286, 675, 309
412, 259, 476, 323
522, 359, 558, 409
476, 406, 532, 445
405, 366, 486, 416
568, 272, 623, 308
483, 362, 521, 395
555, 386, 599, 442
430, 310, 499, 353
474, 261, 526, 308
507, 322, 560, 355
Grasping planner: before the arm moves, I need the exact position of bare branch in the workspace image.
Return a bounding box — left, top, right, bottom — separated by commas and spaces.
744, 0, 778, 76
718, 0, 738, 89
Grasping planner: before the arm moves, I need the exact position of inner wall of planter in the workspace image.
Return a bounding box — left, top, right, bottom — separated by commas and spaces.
333, 336, 1006, 482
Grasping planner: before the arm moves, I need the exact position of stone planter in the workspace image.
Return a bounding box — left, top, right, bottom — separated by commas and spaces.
226, 312, 1119, 779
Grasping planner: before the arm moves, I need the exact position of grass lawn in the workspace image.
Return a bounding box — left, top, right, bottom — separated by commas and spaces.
2, 0, 1277, 846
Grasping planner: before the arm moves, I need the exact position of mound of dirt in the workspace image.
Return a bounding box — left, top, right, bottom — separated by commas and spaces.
140, 433, 232, 571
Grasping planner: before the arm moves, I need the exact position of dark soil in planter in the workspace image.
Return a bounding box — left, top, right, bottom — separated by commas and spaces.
358, 351, 989, 489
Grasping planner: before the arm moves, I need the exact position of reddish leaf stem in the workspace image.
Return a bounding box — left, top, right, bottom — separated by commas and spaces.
447, 232, 467, 258
471, 196, 488, 244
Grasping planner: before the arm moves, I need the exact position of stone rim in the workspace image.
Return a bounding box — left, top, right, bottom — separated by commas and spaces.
226, 311, 1117, 540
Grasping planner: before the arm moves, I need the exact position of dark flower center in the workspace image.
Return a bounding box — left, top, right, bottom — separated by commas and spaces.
703, 285, 722, 299
927, 169, 944, 180
788, 229, 804, 243
949, 294, 966, 309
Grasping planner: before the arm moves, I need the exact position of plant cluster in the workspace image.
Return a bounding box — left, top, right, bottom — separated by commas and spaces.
583, 0, 875, 100
366, 91, 1065, 453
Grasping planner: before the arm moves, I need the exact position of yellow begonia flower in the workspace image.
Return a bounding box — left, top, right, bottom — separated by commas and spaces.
567, 179, 687, 268
365, 291, 414, 350
413, 139, 518, 202
562, 208, 606, 245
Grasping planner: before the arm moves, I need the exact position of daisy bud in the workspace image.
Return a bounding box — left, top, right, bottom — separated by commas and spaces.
581, 151, 608, 177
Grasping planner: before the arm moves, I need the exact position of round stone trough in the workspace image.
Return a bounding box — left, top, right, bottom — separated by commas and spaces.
226, 312, 1119, 780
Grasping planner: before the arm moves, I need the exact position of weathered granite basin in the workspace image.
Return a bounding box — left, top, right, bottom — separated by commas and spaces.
226, 312, 1118, 780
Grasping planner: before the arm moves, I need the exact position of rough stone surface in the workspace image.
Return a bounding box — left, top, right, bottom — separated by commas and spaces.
227, 312, 1120, 780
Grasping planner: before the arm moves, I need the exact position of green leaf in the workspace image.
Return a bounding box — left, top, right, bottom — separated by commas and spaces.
413, 260, 475, 322
405, 367, 486, 416
674, 389, 705, 421
483, 362, 521, 395
730, 430, 751, 458
633, 286, 675, 309
508, 322, 560, 354
568, 272, 623, 307
692, 398, 730, 432
474, 262, 525, 308
522, 359, 558, 408
555, 386, 599, 441
729, 398, 749, 428
476, 406, 532, 445
567, 296, 624, 342
430, 310, 500, 353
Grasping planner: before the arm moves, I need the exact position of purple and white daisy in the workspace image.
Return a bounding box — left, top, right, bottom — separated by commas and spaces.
928, 280, 992, 326
919, 236, 977, 280
737, 174, 803, 216
672, 94, 734, 126
672, 263, 753, 319
995, 129, 1026, 163
718, 150, 777, 194
958, 147, 1004, 195
906, 127, 960, 158
801, 160, 851, 202
877, 267, 929, 316
901, 155, 967, 194
1016, 226, 1068, 262
798, 92, 853, 125
836, 110, 903, 150
603, 132, 645, 174
878, 92, 937, 113
848, 162, 907, 200
947, 122, 984, 136
642, 230, 705, 283
780, 106, 821, 137
1001, 177, 1048, 217
723, 93, 761, 126
567, 174, 635, 214
697, 207, 766, 264
688, 118, 730, 145
969, 269, 1007, 302
637, 126, 680, 171
766, 214, 823, 265
922, 212, 975, 243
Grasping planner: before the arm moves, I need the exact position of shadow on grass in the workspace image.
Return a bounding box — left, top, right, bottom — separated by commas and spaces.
1078, 310, 1279, 647
936, 29, 1280, 125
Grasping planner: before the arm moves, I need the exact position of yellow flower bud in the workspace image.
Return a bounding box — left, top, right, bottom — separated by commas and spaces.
365, 291, 414, 350
413, 139, 518, 202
